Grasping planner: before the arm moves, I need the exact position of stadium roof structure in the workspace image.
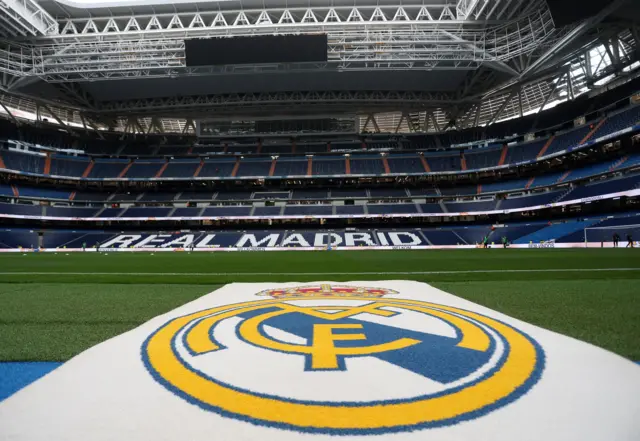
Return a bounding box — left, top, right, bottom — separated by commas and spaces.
0, 0, 639, 133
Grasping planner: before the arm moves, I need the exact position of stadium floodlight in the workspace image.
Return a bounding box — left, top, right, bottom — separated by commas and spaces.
583, 224, 640, 247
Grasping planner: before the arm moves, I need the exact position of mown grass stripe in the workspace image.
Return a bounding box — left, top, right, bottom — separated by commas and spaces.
1, 268, 640, 276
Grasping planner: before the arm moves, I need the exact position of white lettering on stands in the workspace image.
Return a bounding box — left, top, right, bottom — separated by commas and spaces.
135, 235, 172, 248
313, 233, 343, 247
281, 234, 310, 247
388, 232, 423, 246
235, 234, 281, 248
196, 234, 219, 248
376, 232, 390, 246
344, 232, 375, 246
161, 235, 195, 248
100, 235, 142, 249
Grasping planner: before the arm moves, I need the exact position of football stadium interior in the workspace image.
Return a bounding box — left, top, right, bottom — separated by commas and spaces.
0, 0, 639, 435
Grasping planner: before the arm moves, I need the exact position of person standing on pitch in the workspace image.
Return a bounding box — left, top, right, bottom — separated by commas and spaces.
483, 235, 489, 249
82, 241, 86, 252
613, 233, 620, 248
626, 233, 634, 248
502, 236, 509, 248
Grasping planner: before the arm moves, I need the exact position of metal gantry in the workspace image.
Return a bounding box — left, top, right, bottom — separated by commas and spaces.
0, 1, 636, 132
0, 3, 558, 81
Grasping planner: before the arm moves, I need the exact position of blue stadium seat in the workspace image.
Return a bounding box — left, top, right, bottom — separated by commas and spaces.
367, 204, 417, 214
2, 150, 44, 174
162, 160, 200, 178
387, 154, 425, 174
335, 205, 364, 215
124, 161, 164, 178
50, 155, 90, 177
45, 206, 98, 218
235, 159, 272, 177
312, 158, 346, 176
284, 205, 333, 216
273, 159, 308, 177
202, 206, 252, 216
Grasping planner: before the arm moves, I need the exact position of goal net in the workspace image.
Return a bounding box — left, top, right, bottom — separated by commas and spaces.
583, 224, 640, 247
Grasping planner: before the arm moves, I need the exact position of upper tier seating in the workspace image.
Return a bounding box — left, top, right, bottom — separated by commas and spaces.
505, 139, 545, 163
50, 155, 90, 177
445, 200, 496, 212
330, 189, 367, 198
546, 125, 591, 155
591, 105, 640, 140
252, 192, 290, 200
367, 204, 418, 214
500, 191, 564, 210
198, 159, 237, 177
464, 147, 502, 170
273, 159, 308, 176
160, 160, 200, 178
88, 159, 128, 178
45, 206, 98, 218
138, 192, 177, 202
121, 207, 172, 217
201, 206, 252, 216
253, 206, 282, 216
284, 205, 333, 216
335, 205, 364, 215
18, 186, 71, 200
386, 154, 425, 174
172, 207, 203, 217
124, 161, 165, 178
2, 150, 44, 174
559, 174, 640, 201
426, 154, 461, 172
0, 202, 43, 216
236, 159, 272, 177
312, 157, 345, 175
350, 157, 385, 175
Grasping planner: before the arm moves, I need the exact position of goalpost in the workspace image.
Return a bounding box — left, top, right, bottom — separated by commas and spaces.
583, 224, 640, 248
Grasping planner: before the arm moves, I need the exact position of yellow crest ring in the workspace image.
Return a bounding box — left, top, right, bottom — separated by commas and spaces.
142, 296, 544, 434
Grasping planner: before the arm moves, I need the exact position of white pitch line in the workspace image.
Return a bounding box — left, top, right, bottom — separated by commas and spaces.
0, 268, 639, 276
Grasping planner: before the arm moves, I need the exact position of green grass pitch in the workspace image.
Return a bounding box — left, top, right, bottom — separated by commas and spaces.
0, 249, 638, 361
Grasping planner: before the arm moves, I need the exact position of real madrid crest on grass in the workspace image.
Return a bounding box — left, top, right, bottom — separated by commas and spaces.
142, 284, 544, 434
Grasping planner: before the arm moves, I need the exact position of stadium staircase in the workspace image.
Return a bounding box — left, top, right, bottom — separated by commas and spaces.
193, 160, 204, 177
94, 207, 107, 217
579, 118, 607, 145
439, 200, 448, 212
536, 136, 555, 158
498, 145, 508, 166
525, 177, 535, 189
451, 231, 468, 244
167, 207, 177, 217
81, 160, 94, 178
415, 204, 424, 214
555, 188, 573, 202
43, 153, 51, 175
382, 157, 391, 174
610, 156, 628, 171
557, 171, 572, 183
495, 199, 503, 210
0, 151, 5, 169
513, 220, 599, 244
420, 156, 431, 172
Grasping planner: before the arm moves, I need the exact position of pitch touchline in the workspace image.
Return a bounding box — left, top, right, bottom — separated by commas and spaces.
0, 268, 639, 276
